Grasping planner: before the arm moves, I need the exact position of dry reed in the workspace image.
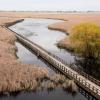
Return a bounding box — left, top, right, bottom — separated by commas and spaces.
0, 18, 49, 94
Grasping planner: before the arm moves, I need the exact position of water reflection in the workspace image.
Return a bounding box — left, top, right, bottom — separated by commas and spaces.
9, 19, 97, 100
0, 88, 96, 100
75, 57, 100, 80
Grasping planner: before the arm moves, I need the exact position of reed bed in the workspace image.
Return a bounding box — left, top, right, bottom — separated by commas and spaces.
39, 74, 78, 93
63, 80, 78, 93
0, 59, 48, 93
0, 17, 78, 94
0, 27, 16, 45
0, 18, 49, 94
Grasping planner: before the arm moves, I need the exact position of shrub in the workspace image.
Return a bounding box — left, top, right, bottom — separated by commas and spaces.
70, 23, 100, 59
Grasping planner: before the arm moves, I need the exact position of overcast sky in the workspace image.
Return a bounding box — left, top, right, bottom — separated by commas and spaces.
0, 0, 100, 11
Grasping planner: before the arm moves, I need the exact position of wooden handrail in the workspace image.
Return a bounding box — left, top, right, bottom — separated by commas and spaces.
5, 27, 100, 99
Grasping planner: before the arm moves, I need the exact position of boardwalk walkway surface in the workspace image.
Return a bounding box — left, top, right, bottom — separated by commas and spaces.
7, 27, 100, 100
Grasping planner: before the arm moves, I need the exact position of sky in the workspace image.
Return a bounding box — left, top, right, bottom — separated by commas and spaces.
0, 0, 100, 11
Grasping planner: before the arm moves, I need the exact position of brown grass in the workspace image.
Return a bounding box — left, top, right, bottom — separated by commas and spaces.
0, 12, 100, 33
39, 74, 78, 93
50, 74, 66, 84
0, 17, 49, 93
1, 12, 99, 93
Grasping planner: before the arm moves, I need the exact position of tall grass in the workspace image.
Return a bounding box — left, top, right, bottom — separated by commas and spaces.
0, 20, 49, 93
0, 18, 78, 94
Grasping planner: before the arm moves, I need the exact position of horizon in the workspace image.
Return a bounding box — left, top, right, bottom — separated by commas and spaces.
0, 10, 100, 12
0, 0, 100, 11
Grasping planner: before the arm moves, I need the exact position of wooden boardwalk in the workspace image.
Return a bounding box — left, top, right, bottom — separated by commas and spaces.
7, 27, 100, 100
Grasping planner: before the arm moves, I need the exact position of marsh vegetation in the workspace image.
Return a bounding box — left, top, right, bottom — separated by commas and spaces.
70, 23, 100, 59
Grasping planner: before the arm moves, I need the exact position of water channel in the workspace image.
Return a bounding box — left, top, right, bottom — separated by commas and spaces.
0, 19, 96, 100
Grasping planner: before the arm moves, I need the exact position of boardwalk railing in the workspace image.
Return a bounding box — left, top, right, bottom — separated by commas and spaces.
6, 27, 100, 100
9, 27, 100, 87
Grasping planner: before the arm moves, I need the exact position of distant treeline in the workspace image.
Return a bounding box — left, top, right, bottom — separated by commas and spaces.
0, 10, 100, 13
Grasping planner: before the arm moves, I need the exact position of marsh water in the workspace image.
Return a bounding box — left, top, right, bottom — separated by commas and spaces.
2, 19, 96, 100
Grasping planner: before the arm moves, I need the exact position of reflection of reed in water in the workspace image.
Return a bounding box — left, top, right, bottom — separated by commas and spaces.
79, 88, 97, 100
75, 58, 100, 81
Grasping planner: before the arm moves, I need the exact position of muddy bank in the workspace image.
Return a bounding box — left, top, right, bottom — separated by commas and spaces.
5, 19, 24, 27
